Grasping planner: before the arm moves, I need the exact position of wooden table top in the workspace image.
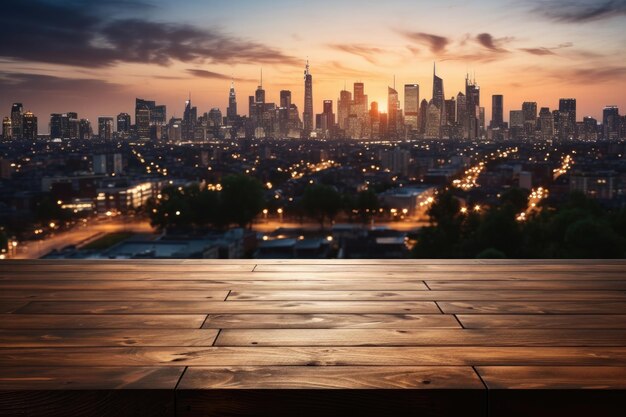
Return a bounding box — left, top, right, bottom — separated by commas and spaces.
0, 259, 625, 417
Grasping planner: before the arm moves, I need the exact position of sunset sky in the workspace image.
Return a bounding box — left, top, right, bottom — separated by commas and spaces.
1, 0, 625, 132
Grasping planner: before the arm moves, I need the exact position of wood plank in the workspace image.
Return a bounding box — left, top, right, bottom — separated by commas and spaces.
0, 279, 431, 291
178, 366, 484, 389
0, 366, 183, 389
427, 280, 626, 291
15, 300, 440, 314
215, 329, 626, 347
0, 314, 207, 329
0, 301, 29, 314
477, 366, 626, 389
457, 314, 626, 329
3, 270, 625, 281
2, 347, 625, 367
0, 329, 219, 347
0, 367, 181, 417
253, 264, 626, 272
228, 290, 626, 301
202, 314, 461, 329
0, 290, 229, 301
7, 259, 624, 265
439, 301, 626, 314
478, 367, 626, 417
0, 264, 255, 272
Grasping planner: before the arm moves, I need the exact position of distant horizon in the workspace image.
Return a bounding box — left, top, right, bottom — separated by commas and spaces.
1, 0, 625, 131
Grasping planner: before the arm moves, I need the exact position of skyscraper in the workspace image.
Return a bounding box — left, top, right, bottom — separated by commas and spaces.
135, 98, 153, 140
227, 81, 237, 122
445, 97, 456, 126
79, 119, 91, 140
50, 113, 64, 139
404, 84, 419, 132
208, 108, 222, 127
465, 75, 480, 140
491, 95, 503, 128
152, 105, 167, 125
317, 100, 335, 136
432, 64, 444, 110
539, 107, 554, 141
559, 98, 577, 140
419, 99, 429, 135
2, 117, 11, 140
182, 97, 197, 141
337, 89, 352, 130
98, 117, 113, 140
49, 113, 75, 140
117, 113, 131, 134
603, 106, 620, 140
582, 116, 598, 141
370, 102, 380, 138
11, 103, 23, 139
456, 92, 467, 137
522, 102, 538, 137
279, 90, 292, 135
387, 86, 400, 139
303, 60, 313, 137
22, 111, 37, 140
425, 101, 441, 138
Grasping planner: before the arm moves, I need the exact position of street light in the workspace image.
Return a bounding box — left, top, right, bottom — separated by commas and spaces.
277, 208, 283, 223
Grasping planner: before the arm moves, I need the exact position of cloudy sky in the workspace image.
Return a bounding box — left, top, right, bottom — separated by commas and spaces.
1, 0, 625, 131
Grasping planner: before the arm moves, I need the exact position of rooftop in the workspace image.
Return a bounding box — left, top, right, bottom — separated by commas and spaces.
0, 259, 625, 416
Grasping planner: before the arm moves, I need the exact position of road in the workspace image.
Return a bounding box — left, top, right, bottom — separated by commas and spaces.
12, 219, 155, 259
253, 219, 430, 233
9, 217, 429, 259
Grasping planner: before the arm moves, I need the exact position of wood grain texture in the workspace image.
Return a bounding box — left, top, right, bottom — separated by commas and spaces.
15, 300, 440, 314
439, 301, 626, 314
0, 366, 183, 389
3, 347, 625, 367
253, 263, 626, 273
0, 314, 207, 329
426, 280, 626, 291
215, 328, 626, 347
178, 366, 484, 389
202, 313, 460, 329
0, 279, 431, 290
0, 260, 624, 417
0, 290, 230, 301
0, 329, 219, 347
457, 314, 626, 329
228, 290, 626, 301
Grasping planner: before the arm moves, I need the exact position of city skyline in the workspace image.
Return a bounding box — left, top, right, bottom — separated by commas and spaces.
0, 0, 625, 129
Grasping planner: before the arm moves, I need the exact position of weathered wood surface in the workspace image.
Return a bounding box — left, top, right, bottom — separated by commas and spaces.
0, 260, 624, 417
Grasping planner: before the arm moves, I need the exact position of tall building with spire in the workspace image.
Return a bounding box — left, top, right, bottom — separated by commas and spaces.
387, 85, 400, 139
227, 81, 237, 122
465, 74, 480, 140
432, 63, 447, 136
182, 95, 197, 141
432, 63, 444, 111
303, 60, 313, 138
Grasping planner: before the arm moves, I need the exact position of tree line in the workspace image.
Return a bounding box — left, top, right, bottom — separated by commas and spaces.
412, 189, 626, 259
146, 175, 381, 231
